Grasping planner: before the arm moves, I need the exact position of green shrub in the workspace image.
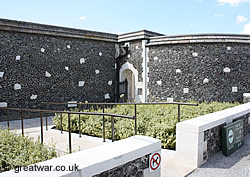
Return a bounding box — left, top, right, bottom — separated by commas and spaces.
0, 129, 57, 173
53, 102, 240, 150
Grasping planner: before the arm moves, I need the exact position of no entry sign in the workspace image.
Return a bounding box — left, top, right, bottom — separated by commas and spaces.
149, 151, 161, 172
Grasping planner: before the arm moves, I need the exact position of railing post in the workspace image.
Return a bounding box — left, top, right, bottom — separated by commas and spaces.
134, 104, 137, 135
111, 116, 114, 142
6, 109, 9, 130
21, 111, 24, 136
79, 114, 81, 138
78, 104, 81, 138
40, 112, 43, 143
178, 104, 180, 122
60, 105, 63, 134
68, 113, 72, 153
103, 105, 105, 142
45, 112, 48, 130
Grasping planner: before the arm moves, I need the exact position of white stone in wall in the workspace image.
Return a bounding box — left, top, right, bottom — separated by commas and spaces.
124, 42, 130, 48
65, 66, 69, 71
79, 81, 85, 87
105, 93, 110, 99
41, 48, 45, 53
95, 70, 100, 74
156, 80, 162, 86
154, 57, 158, 61
115, 63, 117, 69
203, 78, 209, 84
223, 67, 231, 73
128, 54, 131, 58
167, 98, 174, 103
0, 72, 4, 78
30, 94, 38, 100
67, 45, 71, 49
80, 58, 86, 64
108, 81, 113, 85
16, 56, 21, 60
136, 46, 139, 49
176, 69, 181, 74
14, 84, 21, 90
0, 102, 7, 107
183, 88, 189, 94
227, 46, 232, 51
232, 87, 238, 92
45, 71, 51, 77
99, 52, 102, 56
192, 52, 198, 57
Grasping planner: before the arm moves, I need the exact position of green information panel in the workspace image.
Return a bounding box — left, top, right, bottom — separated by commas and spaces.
222, 119, 244, 156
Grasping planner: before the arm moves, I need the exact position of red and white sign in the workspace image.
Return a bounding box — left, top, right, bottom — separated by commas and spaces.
149, 151, 161, 172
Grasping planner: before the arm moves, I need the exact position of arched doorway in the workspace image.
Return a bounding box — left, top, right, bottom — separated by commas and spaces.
120, 69, 135, 102
119, 62, 138, 102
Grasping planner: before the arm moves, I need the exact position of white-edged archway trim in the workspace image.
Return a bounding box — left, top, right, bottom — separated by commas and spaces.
120, 62, 144, 102
120, 62, 138, 82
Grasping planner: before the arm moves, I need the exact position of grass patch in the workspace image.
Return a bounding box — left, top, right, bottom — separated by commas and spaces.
53, 102, 240, 149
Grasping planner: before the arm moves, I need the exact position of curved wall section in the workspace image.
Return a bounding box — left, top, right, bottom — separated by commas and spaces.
147, 39, 250, 102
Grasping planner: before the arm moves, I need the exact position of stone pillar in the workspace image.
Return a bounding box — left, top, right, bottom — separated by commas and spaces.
243, 93, 250, 103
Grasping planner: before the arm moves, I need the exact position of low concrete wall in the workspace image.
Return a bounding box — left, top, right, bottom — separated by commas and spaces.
1, 135, 161, 177
175, 103, 250, 168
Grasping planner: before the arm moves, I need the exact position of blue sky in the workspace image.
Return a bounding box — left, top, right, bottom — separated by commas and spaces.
0, 0, 250, 35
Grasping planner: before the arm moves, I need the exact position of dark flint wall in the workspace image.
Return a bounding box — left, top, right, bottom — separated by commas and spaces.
0, 30, 117, 110
147, 43, 250, 102
119, 40, 143, 82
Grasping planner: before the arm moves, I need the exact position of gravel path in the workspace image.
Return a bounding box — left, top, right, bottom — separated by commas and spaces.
187, 133, 250, 177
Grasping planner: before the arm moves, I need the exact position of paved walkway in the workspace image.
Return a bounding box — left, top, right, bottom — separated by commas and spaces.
0, 117, 111, 155
187, 133, 250, 177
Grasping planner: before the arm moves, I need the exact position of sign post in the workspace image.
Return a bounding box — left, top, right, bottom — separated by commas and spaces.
222, 119, 244, 156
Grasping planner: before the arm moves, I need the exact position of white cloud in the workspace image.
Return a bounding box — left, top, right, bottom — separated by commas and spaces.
214, 13, 224, 17
236, 15, 248, 23
80, 16, 87, 20
243, 23, 250, 34
217, 0, 250, 6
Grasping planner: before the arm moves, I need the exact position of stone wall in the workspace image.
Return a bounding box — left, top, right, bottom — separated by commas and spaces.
204, 113, 249, 159
120, 40, 143, 82
93, 154, 149, 177
147, 43, 250, 102
0, 21, 117, 110
176, 103, 250, 167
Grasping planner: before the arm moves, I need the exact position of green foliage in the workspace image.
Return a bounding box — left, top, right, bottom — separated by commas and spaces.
53, 102, 240, 150
0, 129, 57, 173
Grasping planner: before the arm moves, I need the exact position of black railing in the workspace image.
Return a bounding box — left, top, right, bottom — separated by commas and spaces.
0, 107, 135, 153
42, 101, 198, 123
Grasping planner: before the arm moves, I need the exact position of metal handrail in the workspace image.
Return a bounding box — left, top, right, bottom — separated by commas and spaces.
42, 101, 198, 106
42, 101, 198, 122
0, 107, 135, 153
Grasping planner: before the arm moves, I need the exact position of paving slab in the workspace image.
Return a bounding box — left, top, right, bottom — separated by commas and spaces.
0, 117, 110, 155
187, 133, 250, 177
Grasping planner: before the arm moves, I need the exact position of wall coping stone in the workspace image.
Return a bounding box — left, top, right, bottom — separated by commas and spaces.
147, 34, 250, 46
2, 18, 250, 45
0, 18, 118, 42
118, 30, 164, 42
177, 103, 250, 134
1, 135, 161, 177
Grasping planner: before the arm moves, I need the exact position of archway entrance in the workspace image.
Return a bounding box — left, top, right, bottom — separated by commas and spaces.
120, 69, 135, 102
